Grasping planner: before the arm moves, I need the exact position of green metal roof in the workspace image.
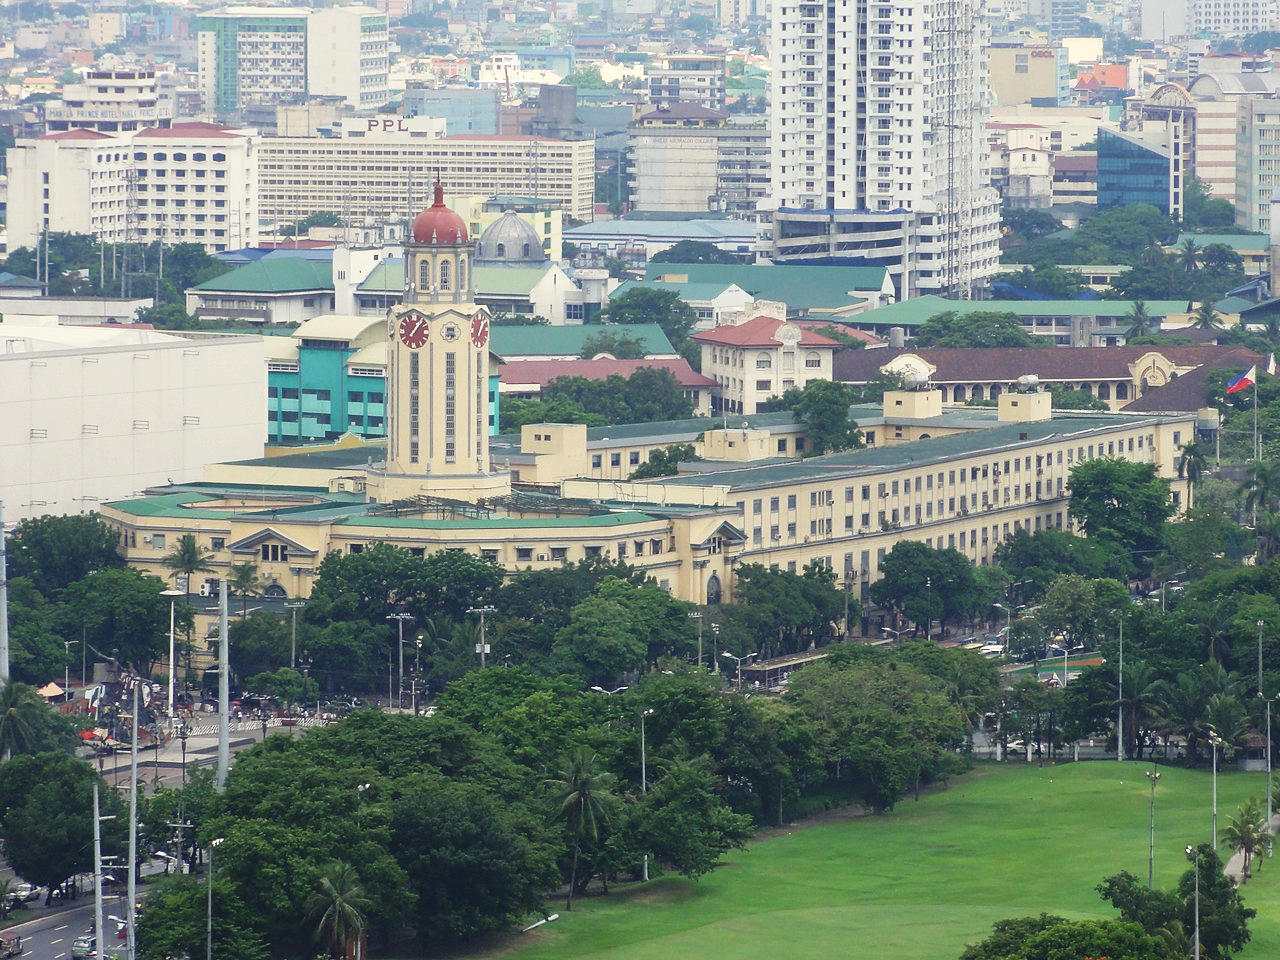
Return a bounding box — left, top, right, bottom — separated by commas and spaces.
660, 411, 1181, 491
357, 259, 550, 299
852, 295, 1196, 328
612, 279, 746, 302
491, 323, 675, 358
192, 257, 333, 294
642, 262, 887, 312
1173, 233, 1269, 252
338, 511, 660, 530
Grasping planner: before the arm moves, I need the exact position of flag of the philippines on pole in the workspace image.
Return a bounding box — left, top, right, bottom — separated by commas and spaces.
1226, 365, 1258, 394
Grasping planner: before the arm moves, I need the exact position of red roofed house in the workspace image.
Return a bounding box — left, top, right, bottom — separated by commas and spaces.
691, 309, 841, 414
500, 357, 717, 416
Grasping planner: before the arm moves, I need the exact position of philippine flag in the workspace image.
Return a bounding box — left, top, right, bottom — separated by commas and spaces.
1226, 365, 1258, 395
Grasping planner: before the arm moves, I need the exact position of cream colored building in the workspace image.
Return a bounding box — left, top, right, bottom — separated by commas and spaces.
255, 129, 595, 224
693, 310, 840, 415
98, 190, 1197, 615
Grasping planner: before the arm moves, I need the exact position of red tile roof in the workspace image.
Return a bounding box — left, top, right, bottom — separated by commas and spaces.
1052, 153, 1097, 172
39, 129, 114, 140
1123, 347, 1260, 413
691, 314, 841, 348
134, 122, 242, 139
500, 357, 716, 389
832, 345, 1261, 384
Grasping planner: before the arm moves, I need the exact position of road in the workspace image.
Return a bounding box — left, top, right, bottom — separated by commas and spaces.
9, 895, 127, 960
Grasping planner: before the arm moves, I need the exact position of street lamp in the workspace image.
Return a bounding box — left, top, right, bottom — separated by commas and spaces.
1209, 730, 1224, 849
1117, 615, 1125, 762
384, 612, 414, 708
178, 722, 189, 787
721, 651, 755, 690
414, 633, 424, 714
161, 588, 184, 729
881, 626, 906, 646
258, 708, 269, 743
687, 611, 704, 669
1145, 768, 1161, 889
467, 605, 496, 668
1186, 843, 1201, 960
63, 639, 74, 694
640, 707, 654, 882
993, 603, 1012, 644
285, 601, 305, 670
206, 837, 225, 960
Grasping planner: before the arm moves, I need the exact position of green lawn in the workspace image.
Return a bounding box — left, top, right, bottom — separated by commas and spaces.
499, 763, 1270, 960
1238, 847, 1280, 958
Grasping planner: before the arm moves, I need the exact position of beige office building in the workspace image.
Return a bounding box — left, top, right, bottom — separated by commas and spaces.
256, 128, 596, 225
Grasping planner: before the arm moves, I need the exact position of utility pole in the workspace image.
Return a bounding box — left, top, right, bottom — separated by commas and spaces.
386, 612, 412, 708
216, 580, 229, 790
1145, 768, 1160, 889
93, 782, 107, 960
1117, 616, 1124, 762
640, 708, 652, 882
0, 500, 9, 691
127, 684, 138, 960
468, 605, 495, 668
286, 601, 305, 670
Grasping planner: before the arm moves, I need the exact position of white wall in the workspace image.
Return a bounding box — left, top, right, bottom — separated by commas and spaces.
0, 334, 266, 522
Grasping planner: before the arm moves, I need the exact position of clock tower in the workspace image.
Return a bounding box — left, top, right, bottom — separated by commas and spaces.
367, 181, 509, 504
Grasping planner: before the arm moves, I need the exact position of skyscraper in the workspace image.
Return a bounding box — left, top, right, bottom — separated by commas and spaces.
768, 0, 1002, 298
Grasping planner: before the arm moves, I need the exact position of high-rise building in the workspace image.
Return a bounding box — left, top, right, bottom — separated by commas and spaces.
197, 6, 388, 116
647, 55, 727, 112
44, 67, 175, 134
6, 122, 259, 253
1140, 0, 1279, 39
768, 0, 1001, 298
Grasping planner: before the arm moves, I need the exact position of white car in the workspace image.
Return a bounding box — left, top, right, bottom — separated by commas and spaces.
980, 643, 1005, 657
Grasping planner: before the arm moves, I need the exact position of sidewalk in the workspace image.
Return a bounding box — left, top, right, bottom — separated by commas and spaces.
1222, 813, 1280, 884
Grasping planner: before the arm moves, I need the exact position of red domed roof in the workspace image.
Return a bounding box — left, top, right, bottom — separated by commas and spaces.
411, 181, 468, 244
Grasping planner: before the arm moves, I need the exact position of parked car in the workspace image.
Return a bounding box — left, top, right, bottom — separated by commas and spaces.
71, 937, 95, 960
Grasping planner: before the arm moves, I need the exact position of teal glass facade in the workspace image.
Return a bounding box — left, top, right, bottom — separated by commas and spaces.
1097, 128, 1172, 215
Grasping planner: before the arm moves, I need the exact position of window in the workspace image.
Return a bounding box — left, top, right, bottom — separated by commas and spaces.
260, 543, 289, 562
629, 451, 640, 465
439, 258, 450, 290
787, 494, 797, 508
151, 534, 166, 549
211, 537, 225, 551
516, 547, 533, 562
592, 454, 602, 468
418, 259, 430, 289
610, 453, 621, 467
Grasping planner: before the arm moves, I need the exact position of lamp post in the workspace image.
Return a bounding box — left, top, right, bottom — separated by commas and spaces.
178, 722, 189, 787
63, 639, 73, 694
721, 651, 755, 691
881, 626, 906, 646
385, 612, 413, 708
1145, 768, 1161, 889
1117, 615, 1125, 762
1186, 843, 1201, 960
285, 600, 305, 670
258, 708, 269, 743
640, 707, 653, 881
687, 611, 703, 669
467, 605, 495, 668
206, 837, 224, 960
993, 603, 1012, 645
709, 622, 720, 673
161, 588, 184, 728
1210, 731, 1223, 849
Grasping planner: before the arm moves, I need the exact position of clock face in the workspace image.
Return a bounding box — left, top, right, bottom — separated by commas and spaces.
398, 312, 429, 349
471, 312, 490, 348
441, 323, 460, 342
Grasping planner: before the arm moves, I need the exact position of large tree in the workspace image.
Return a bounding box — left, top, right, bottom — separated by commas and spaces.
790, 380, 863, 455
5, 513, 122, 594
601, 287, 697, 347
868, 541, 977, 634
64, 568, 176, 671
913, 310, 1039, 349
1068, 459, 1174, 558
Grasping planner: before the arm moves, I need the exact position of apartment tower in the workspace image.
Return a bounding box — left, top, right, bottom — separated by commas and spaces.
769, 0, 1001, 298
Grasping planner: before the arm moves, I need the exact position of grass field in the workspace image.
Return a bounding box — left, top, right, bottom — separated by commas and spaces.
499, 763, 1272, 960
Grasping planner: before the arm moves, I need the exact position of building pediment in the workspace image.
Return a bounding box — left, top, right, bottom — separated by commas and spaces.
225, 527, 319, 558
881, 353, 936, 383
1128, 352, 1177, 389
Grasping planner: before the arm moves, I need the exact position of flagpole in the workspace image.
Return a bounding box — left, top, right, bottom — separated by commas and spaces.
1255, 378, 1260, 462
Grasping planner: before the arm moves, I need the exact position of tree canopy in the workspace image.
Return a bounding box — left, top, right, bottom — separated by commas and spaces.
914, 311, 1040, 349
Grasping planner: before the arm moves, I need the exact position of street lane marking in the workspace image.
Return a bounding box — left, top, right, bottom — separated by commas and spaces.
55, 924, 68, 930
50, 937, 63, 944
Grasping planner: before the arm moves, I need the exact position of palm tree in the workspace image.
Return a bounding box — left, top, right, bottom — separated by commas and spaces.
1241, 460, 1280, 516
1206, 692, 1250, 755
1191, 301, 1224, 331
1179, 238, 1202, 274
0, 683, 48, 760
161, 533, 213, 591
1177, 442, 1209, 509
545, 747, 618, 910
1127, 300, 1155, 339
1157, 672, 1210, 761
1222, 797, 1270, 879
1256, 512, 1280, 562
306, 861, 370, 959
1118, 661, 1165, 760
227, 561, 265, 618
